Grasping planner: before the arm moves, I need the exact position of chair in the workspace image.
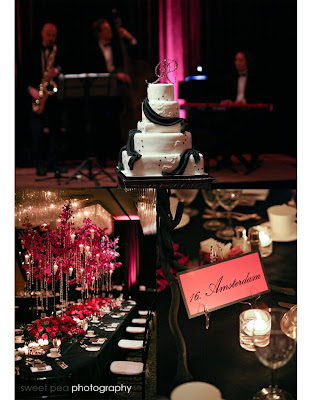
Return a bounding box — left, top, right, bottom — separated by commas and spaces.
110, 328, 152, 399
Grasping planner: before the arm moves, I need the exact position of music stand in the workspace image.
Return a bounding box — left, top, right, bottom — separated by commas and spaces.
58, 73, 117, 186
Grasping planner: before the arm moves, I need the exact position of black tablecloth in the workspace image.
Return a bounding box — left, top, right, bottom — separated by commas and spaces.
15, 302, 137, 399
157, 190, 297, 399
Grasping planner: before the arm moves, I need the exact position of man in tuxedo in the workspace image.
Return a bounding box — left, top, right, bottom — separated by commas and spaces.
22, 23, 66, 176
86, 18, 132, 166
216, 51, 267, 172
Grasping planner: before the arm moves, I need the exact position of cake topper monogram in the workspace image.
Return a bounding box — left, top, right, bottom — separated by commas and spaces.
146, 59, 178, 84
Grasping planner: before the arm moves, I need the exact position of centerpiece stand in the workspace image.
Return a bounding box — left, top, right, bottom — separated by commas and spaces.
117, 170, 213, 386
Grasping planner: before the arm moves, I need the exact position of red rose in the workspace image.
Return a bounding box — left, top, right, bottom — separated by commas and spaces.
37, 325, 44, 333
46, 327, 52, 333
41, 333, 48, 340
50, 331, 56, 338
52, 325, 58, 332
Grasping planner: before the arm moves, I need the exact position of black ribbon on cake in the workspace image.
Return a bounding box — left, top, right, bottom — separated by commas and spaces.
116, 145, 127, 171
143, 98, 188, 133
162, 148, 201, 176
116, 129, 143, 171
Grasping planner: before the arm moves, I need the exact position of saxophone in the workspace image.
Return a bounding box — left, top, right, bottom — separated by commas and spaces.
32, 44, 58, 114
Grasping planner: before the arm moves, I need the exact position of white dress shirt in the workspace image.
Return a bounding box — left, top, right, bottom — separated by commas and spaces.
98, 41, 115, 72
236, 74, 247, 103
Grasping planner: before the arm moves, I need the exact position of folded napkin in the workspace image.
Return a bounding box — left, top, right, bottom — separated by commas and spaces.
200, 238, 232, 258
31, 365, 52, 373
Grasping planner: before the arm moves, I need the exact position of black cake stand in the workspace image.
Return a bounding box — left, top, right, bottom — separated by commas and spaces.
116, 168, 214, 390
115, 170, 214, 189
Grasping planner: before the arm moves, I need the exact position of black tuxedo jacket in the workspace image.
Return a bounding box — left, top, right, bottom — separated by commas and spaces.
221, 70, 268, 103
87, 38, 129, 74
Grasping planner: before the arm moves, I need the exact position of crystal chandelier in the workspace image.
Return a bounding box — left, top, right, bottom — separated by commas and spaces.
134, 189, 157, 235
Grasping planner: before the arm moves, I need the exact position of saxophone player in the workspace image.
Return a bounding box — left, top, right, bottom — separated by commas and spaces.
22, 23, 66, 177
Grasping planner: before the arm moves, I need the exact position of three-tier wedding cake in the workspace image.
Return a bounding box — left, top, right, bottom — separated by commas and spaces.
116, 82, 206, 177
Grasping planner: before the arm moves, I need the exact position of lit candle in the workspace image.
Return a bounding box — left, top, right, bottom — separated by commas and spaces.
244, 310, 271, 336
69, 267, 73, 277
90, 229, 95, 239
53, 263, 59, 275
70, 233, 76, 243
259, 231, 272, 247
25, 254, 29, 263
85, 245, 90, 253
96, 253, 100, 261
79, 244, 84, 254
21, 240, 25, 249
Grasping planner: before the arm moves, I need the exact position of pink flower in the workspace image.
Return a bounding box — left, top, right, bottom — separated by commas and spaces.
41, 333, 48, 340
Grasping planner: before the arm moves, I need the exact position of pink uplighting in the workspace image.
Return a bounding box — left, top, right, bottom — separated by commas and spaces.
113, 215, 140, 221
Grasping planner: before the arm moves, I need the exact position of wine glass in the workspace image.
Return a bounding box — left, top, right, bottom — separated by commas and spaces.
81, 320, 88, 332
52, 338, 61, 354
215, 189, 242, 240
201, 190, 226, 231
280, 305, 297, 340
173, 189, 199, 216
252, 308, 296, 400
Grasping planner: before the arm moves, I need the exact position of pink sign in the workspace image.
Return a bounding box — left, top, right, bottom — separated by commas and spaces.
177, 252, 270, 318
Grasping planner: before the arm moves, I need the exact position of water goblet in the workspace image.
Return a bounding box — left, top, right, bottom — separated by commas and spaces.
99, 308, 105, 318
201, 189, 226, 231
215, 189, 242, 240
173, 189, 199, 217
52, 338, 61, 354
252, 308, 296, 400
81, 320, 88, 332
280, 305, 297, 340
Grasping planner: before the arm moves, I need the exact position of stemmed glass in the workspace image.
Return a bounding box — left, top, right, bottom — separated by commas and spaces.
215, 189, 242, 240
201, 190, 226, 231
173, 189, 199, 217
252, 308, 296, 400
52, 338, 61, 355
280, 305, 297, 340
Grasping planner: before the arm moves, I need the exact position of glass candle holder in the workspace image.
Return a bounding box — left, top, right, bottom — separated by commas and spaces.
239, 309, 271, 351
256, 225, 273, 257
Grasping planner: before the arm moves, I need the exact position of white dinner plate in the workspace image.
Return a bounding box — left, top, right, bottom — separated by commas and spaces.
47, 353, 61, 358
85, 334, 97, 338
105, 327, 116, 332
260, 221, 297, 242
111, 315, 121, 318
85, 346, 101, 352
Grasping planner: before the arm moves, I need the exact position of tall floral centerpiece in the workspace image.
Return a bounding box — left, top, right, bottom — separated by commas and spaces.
18, 203, 122, 312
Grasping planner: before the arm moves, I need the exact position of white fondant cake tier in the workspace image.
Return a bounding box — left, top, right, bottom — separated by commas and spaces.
133, 132, 192, 155
121, 150, 205, 177
143, 100, 179, 119
137, 120, 182, 133
147, 83, 174, 101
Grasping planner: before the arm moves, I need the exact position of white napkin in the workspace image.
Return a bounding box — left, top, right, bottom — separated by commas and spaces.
31, 365, 52, 373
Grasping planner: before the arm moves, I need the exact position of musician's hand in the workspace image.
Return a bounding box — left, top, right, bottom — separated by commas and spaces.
234, 98, 246, 105
28, 87, 40, 101
220, 99, 233, 106
47, 68, 60, 79
117, 72, 132, 84
118, 27, 137, 45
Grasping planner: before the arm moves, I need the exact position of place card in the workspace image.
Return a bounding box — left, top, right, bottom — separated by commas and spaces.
177, 252, 270, 319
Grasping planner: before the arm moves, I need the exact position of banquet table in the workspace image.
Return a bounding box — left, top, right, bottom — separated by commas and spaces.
157, 190, 297, 399
15, 302, 137, 399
